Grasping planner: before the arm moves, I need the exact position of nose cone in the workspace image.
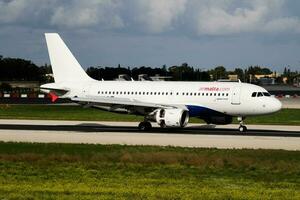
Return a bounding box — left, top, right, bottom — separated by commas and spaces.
272, 98, 282, 113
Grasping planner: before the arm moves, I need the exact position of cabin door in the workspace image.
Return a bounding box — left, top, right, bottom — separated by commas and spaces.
231, 87, 241, 105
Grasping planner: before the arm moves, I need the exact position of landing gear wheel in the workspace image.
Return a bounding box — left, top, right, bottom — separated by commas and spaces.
138, 121, 152, 131
237, 116, 247, 133
239, 125, 247, 132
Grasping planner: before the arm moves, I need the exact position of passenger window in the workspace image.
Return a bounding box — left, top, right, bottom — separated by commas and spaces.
252, 92, 257, 97
226, 93, 228, 96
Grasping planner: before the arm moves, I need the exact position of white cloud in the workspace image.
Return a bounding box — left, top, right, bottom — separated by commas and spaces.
133, 0, 187, 33
0, 0, 299, 35
263, 17, 300, 33
0, 0, 31, 23
194, 2, 266, 35
50, 0, 124, 29
191, 0, 300, 35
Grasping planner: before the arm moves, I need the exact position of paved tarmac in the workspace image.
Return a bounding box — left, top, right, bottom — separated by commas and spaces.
0, 120, 299, 150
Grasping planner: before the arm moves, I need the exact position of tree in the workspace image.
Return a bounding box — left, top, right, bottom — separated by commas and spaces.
261, 68, 272, 75
234, 68, 244, 80
209, 66, 227, 80
247, 66, 272, 75
283, 67, 288, 76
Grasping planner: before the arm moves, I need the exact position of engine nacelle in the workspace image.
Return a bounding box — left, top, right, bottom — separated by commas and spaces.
152, 108, 189, 128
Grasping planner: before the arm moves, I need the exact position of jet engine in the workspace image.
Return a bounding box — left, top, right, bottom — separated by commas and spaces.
150, 108, 189, 128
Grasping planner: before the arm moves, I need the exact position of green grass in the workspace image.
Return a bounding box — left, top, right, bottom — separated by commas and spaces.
0, 104, 143, 121
235, 108, 300, 125
1, 104, 300, 125
0, 142, 299, 199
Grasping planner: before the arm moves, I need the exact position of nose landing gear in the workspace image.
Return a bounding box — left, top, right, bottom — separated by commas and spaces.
237, 116, 247, 132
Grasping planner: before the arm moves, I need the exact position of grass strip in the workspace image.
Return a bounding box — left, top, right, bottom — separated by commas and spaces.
0, 104, 300, 125
0, 142, 300, 199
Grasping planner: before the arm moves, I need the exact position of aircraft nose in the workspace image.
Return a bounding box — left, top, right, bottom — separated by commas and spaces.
272, 98, 282, 113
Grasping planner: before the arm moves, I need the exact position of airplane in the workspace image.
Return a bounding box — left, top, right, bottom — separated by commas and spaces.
40, 33, 282, 132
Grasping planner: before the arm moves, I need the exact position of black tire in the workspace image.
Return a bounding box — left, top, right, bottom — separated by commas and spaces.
138, 122, 152, 131
239, 125, 247, 132
145, 122, 152, 130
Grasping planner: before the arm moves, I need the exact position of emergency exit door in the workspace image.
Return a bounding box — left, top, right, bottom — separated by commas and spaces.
231, 87, 241, 105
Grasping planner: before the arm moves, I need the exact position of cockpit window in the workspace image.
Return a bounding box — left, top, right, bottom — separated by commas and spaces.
257, 92, 263, 97
252, 91, 271, 97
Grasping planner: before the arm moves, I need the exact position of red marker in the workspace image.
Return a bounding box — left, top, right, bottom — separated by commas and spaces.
49, 92, 58, 102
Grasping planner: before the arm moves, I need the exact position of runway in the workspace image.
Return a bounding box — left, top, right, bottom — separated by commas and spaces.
0, 120, 299, 150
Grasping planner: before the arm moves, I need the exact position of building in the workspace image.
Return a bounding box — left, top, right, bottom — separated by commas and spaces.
0, 81, 40, 92
227, 74, 238, 81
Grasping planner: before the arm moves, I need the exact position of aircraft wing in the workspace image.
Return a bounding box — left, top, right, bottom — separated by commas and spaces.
71, 95, 183, 110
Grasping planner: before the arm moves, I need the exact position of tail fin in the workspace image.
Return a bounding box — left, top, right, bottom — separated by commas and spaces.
45, 33, 93, 83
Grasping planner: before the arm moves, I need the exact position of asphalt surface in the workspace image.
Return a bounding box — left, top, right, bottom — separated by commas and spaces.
0, 120, 299, 150
0, 123, 299, 137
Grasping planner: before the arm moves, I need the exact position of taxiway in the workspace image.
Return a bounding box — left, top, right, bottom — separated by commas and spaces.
0, 120, 299, 150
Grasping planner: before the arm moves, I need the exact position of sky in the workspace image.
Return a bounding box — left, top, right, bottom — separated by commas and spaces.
0, 0, 300, 72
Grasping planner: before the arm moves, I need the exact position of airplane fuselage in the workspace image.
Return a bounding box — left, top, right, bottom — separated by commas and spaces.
63, 80, 282, 117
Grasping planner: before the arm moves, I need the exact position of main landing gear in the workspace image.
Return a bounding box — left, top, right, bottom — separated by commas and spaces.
138, 121, 152, 131
237, 116, 247, 132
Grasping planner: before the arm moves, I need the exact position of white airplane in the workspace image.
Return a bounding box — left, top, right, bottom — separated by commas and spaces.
40, 33, 282, 132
